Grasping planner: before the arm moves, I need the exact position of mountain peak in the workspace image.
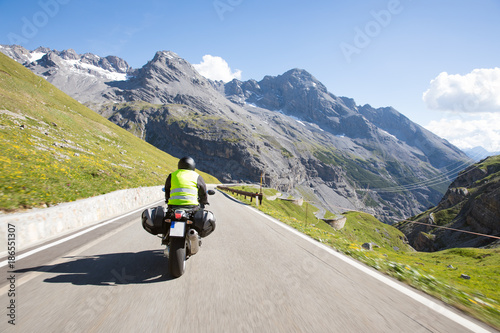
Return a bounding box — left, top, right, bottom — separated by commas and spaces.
283, 68, 314, 78
153, 50, 180, 61
225, 67, 348, 126
59, 48, 79, 60
147, 50, 196, 75
278, 68, 326, 92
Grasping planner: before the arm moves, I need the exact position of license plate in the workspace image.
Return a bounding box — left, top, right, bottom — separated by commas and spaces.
170, 221, 185, 237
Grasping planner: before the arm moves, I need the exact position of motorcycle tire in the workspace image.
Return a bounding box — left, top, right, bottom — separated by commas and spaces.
169, 237, 187, 278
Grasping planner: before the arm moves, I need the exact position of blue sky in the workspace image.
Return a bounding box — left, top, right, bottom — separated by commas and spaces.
1, 0, 499, 151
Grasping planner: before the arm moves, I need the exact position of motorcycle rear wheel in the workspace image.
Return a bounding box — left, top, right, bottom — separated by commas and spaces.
169, 237, 186, 278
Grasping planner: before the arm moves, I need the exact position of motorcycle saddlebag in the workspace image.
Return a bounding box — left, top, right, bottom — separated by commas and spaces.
193, 209, 216, 238
141, 206, 167, 235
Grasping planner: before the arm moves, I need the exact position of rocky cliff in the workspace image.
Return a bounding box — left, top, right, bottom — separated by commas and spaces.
397, 155, 500, 250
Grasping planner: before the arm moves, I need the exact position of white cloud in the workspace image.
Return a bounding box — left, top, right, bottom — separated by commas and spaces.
425, 113, 500, 152
193, 55, 242, 82
423, 68, 500, 113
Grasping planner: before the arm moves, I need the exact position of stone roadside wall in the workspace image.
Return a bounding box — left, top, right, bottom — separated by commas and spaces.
0, 186, 164, 255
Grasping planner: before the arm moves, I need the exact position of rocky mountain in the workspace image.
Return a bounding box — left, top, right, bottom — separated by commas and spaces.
463, 146, 500, 161
0, 45, 133, 104
0, 45, 473, 223
397, 155, 500, 251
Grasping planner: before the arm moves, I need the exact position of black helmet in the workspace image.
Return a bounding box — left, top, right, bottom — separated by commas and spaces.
178, 156, 195, 170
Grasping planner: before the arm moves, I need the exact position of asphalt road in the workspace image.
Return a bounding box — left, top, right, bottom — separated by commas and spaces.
0, 188, 496, 332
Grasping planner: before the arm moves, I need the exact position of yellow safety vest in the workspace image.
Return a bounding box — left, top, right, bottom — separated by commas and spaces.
168, 169, 200, 206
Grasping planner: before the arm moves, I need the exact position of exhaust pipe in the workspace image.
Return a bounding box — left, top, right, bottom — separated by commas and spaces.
188, 229, 200, 255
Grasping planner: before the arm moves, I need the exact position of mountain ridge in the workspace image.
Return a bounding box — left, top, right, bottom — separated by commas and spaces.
463, 146, 500, 161
0, 45, 473, 223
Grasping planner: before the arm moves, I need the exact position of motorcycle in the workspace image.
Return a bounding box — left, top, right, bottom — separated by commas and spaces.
141, 189, 216, 278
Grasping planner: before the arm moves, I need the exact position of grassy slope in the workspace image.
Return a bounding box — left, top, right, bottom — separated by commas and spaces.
0, 52, 218, 211
223, 185, 500, 330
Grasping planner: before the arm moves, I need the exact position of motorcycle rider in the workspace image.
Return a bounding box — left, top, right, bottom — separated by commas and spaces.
164, 156, 209, 209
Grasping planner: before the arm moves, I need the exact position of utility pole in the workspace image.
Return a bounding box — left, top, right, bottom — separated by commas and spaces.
260, 172, 263, 195
303, 200, 319, 227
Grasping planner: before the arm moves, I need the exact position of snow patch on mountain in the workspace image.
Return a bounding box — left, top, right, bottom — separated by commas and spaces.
29, 52, 46, 63
66, 59, 128, 81
291, 116, 307, 126
379, 128, 398, 140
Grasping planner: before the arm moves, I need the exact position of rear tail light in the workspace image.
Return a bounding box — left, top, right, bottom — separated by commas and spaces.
174, 210, 184, 220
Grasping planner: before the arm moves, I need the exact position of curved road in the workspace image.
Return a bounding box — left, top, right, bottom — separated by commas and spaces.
0, 188, 495, 332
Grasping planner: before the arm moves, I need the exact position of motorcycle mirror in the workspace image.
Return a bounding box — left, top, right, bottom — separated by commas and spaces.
207, 190, 215, 195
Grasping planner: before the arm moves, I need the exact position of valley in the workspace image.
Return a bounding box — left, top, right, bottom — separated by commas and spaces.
0, 45, 473, 223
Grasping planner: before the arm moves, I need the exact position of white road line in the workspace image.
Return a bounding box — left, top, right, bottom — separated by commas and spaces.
249, 207, 493, 333
0, 200, 164, 268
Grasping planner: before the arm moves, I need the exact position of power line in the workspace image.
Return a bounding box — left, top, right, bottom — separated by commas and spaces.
313, 201, 500, 241
397, 220, 500, 240
357, 159, 477, 193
